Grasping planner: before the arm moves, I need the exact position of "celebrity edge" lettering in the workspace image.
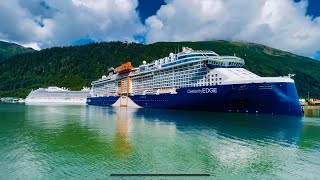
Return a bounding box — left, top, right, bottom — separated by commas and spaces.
187, 88, 217, 94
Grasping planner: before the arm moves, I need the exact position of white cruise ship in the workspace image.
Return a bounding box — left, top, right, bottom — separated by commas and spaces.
25, 86, 90, 104
87, 47, 302, 116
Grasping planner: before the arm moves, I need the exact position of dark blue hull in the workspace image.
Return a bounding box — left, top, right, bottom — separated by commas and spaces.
87, 82, 303, 116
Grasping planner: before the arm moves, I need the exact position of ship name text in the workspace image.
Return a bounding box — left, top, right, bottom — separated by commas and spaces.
187, 88, 217, 94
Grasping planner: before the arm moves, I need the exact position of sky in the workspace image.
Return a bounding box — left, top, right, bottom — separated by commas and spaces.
0, 0, 320, 59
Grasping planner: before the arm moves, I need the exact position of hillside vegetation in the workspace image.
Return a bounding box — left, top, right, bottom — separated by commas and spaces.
0, 41, 34, 59
0, 40, 319, 98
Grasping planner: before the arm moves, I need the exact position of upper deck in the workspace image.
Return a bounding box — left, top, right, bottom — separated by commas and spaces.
132, 47, 244, 75
136, 47, 244, 73
30, 86, 90, 93
92, 47, 245, 85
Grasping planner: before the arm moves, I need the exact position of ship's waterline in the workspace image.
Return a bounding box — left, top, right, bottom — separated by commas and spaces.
0, 104, 319, 179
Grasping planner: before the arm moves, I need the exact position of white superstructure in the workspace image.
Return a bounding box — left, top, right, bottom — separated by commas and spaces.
25, 86, 90, 104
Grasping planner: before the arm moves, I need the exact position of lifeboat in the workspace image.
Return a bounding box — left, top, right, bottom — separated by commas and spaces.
114, 62, 133, 74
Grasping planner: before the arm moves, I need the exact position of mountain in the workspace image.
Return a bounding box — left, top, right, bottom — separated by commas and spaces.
0, 41, 35, 59
0, 40, 319, 98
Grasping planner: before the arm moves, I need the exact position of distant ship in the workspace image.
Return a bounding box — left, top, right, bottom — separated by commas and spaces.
87, 47, 302, 116
25, 86, 90, 104
0, 97, 23, 103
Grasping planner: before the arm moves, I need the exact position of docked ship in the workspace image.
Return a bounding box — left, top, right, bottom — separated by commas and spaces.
25, 86, 90, 104
87, 47, 302, 116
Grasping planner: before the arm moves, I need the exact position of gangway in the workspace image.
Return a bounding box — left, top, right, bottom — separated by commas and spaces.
117, 62, 132, 107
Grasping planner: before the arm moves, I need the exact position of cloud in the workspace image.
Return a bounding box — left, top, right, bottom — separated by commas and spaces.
1, 0, 319, 58
0, 1, 49, 46
0, 0, 144, 48
145, 0, 320, 57
20, 42, 41, 50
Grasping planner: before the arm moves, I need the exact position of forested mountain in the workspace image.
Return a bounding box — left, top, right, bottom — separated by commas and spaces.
0, 40, 319, 98
0, 41, 34, 59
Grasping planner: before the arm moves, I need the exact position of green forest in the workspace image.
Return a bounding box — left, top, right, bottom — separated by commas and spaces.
1, 40, 320, 98
0, 41, 34, 59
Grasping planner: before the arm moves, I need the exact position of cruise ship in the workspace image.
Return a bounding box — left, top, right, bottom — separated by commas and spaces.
25, 86, 90, 104
87, 47, 302, 116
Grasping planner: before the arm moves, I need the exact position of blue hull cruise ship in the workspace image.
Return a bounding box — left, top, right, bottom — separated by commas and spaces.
87, 47, 302, 116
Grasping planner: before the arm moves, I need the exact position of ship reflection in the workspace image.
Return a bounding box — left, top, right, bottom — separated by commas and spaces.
91, 106, 303, 152
131, 108, 303, 145
113, 107, 131, 158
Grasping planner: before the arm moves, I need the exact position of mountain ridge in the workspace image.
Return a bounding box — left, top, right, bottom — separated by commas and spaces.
0, 41, 35, 58
0, 40, 319, 98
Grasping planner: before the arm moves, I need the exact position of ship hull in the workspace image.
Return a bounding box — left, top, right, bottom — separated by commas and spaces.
87, 82, 303, 116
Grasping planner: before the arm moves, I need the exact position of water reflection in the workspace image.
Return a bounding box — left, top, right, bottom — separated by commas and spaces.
131, 108, 303, 145
298, 109, 320, 150
113, 108, 131, 158
3, 104, 318, 179
24, 105, 304, 157
25, 105, 133, 160
304, 108, 320, 118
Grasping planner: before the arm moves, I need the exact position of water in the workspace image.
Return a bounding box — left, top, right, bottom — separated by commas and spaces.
0, 104, 320, 179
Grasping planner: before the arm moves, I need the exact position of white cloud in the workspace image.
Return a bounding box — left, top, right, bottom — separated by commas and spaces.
145, 0, 320, 57
0, 0, 144, 48
0, 1, 49, 45
21, 42, 41, 51
1, 0, 319, 57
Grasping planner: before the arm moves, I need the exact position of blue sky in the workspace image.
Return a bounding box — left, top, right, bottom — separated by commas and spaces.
294, 0, 320, 17
295, 0, 320, 59
138, 0, 320, 25
0, 0, 319, 59
137, 0, 166, 23
301, 0, 320, 59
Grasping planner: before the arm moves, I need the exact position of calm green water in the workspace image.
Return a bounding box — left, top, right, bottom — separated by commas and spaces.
0, 104, 320, 179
